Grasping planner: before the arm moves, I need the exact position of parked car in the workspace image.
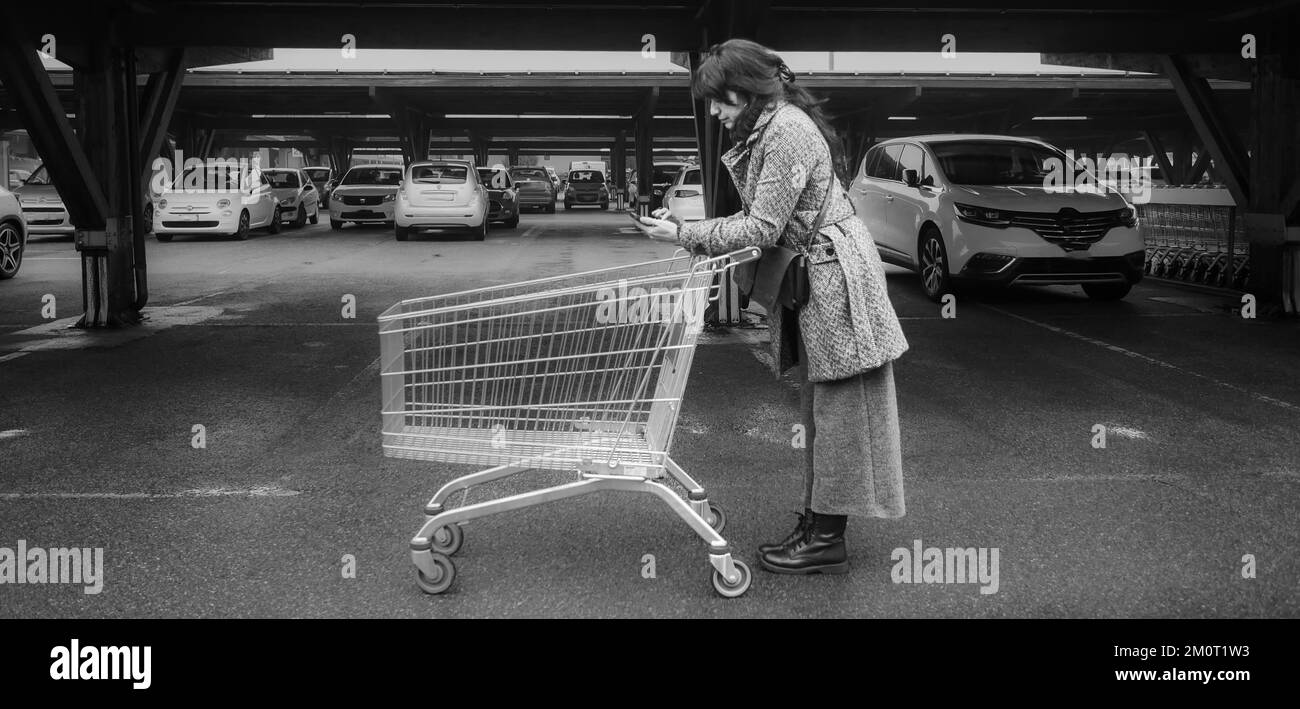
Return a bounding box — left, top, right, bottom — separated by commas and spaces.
262, 168, 321, 227
0, 191, 28, 279
10, 165, 74, 238
662, 165, 705, 222
849, 134, 1145, 302
564, 168, 609, 210
650, 161, 689, 211
302, 166, 334, 206
508, 166, 557, 213
395, 160, 489, 241
154, 165, 281, 241
476, 166, 519, 228
329, 164, 402, 230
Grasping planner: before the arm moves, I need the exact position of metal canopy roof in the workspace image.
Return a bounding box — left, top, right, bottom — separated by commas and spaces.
8, 1, 1292, 54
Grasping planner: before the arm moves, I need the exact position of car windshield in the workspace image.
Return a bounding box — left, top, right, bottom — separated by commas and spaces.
568, 171, 604, 184
411, 164, 469, 184
510, 168, 548, 181
173, 166, 246, 190
930, 141, 1064, 186
653, 165, 685, 184
681, 169, 702, 185
23, 166, 51, 185
341, 167, 402, 186
303, 169, 330, 182
264, 171, 299, 188
477, 169, 510, 189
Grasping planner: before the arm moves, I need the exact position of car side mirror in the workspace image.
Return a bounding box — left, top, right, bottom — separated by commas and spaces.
903, 169, 920, 188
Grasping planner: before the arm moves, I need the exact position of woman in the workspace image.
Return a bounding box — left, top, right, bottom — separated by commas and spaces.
633, 38, 910, 575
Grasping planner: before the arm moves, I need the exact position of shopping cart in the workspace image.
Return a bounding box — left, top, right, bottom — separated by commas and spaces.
379, 247, 762, 598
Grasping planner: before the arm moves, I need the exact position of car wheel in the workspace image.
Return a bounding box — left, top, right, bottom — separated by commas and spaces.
0, 221, 24, 279
232, 211, 251, 240
308, 205, 319, 224
330, 219, 343, 231
155, 233, 173, 243
505, 214, 519, 229
295, 205, 307, 227
1082, 282, 1132, 301
601, 202, 609, 210
547, 203, 556, 214
918, 227, 952, 303
143, 203, 154, 233
474, 219, 487, 241
395, 224, 409, 241
267, 206, 282, 234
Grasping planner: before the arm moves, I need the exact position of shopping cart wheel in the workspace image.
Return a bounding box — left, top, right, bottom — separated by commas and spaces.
415, 553, 456, 595
712, 559, 751, 598
705, 502, 727, 533
430, 524, 464, 555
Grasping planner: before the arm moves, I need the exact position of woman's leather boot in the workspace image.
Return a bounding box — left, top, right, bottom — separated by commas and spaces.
758, 511, 849, 574
758, 509, 813, 554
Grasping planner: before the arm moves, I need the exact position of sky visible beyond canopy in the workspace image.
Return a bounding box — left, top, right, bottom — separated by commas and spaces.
41, 49, 1134, 74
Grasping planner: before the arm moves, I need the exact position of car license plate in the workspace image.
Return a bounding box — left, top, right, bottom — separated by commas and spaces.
423, 192, 454, 201
182, 214, 199, 222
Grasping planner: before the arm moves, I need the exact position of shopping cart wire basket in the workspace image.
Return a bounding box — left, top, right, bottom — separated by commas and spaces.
379, 247, 761, 597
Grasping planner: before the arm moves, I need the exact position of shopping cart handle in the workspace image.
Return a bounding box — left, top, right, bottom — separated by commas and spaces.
689, 247, 763, 273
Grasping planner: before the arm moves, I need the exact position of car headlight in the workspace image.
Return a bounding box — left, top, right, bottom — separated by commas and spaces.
1118, 206, 1138, 228
280, 198, 294, 206
382, 193, 396, 202
954, 202, 1010, 228
158, 199, 169, 210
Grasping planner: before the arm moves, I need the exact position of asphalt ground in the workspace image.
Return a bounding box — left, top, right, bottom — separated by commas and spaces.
1, 204, 1297, 617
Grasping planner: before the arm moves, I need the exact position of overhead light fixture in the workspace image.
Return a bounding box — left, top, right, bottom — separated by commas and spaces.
886, 116, 917, 121
1031, 116, 1089, 121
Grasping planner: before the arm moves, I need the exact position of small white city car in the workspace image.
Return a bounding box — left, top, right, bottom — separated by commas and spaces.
154, 165, 281, 242
263, 168, 321, 228
329, 164, 402, 230
394, 160, 489, 241
0, 189, 29, 279
850, 134, 1145, 302
10, 164, 74, 237
662, 165, 705, 222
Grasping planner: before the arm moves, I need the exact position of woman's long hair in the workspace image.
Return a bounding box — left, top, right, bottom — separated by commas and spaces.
691, 38, 848, 187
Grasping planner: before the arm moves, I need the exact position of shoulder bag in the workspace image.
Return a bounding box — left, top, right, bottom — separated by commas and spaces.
733, 178, 833, 313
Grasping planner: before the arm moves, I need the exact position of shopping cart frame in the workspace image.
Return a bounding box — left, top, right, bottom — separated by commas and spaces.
379, 247, 762, 598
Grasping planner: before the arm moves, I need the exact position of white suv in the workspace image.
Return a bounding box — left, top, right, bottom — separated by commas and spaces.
849, 135, 1145, 301
394, 160, 489, 241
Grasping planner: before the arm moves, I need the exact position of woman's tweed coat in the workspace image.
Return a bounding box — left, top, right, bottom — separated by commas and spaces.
678, 99, 909, 382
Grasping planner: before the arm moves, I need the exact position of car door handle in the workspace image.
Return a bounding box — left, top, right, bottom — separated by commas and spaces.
884, 195, 894, 201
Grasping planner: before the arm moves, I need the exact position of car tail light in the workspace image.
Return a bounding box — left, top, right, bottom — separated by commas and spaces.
676, 190, 701, 198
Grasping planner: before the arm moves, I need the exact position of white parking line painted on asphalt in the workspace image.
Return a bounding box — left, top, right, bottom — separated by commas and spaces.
0, 484, 300, 500
174, 289, 231, 306
0, 352, 30, 362
0, 429, 30, 440
983, 305, 1300, 414
24, 256, 81, 261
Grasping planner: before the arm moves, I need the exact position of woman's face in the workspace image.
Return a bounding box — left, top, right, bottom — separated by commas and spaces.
709, 90, 746, 130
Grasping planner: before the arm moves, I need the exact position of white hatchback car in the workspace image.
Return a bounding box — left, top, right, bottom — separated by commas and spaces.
850, 135, 1145, 301
0, 190, 28, 279
661, 165, 705, 222
394, 160, 488, 241
329, 164, 403, 230
154, 165, 281, 241
262, 168, 321, 228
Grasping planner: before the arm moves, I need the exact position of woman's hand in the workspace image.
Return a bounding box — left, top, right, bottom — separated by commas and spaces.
632, 214, 679, 242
